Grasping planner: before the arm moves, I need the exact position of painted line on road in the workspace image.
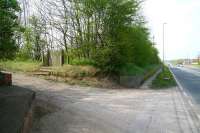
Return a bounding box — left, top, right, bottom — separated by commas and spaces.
169, 68, 186, 94
180, 87, 183, 91
169, 68, 195, 106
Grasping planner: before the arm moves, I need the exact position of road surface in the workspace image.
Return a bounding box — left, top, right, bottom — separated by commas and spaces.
12, 73, 199, 133
171, 66, 200, 105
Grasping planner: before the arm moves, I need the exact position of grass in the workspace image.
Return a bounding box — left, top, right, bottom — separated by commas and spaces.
0, 60, 107, 87
41, 65, 115, 88
151, 66, 176, 89
191, 64, 200, 68
0, 60, 41, 72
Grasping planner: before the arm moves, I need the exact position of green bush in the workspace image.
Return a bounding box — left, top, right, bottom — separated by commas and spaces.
70, 58, 96, 66
119, 63, 144, 76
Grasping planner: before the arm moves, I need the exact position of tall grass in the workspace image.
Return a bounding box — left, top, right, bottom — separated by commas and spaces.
49, 65, 99, 78
0, 60, 41, 72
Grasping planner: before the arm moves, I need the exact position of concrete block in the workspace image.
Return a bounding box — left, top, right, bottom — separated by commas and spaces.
120, 75, 144, 88
0, 72, 12, 86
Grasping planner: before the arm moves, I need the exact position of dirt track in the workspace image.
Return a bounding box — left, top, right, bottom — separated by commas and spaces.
12, 73, 199, 133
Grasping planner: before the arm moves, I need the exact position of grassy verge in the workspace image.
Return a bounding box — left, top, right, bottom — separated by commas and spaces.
191, 64, 200, 68
0, 60, 41, 72
48, 65, 100, 78
151, 66, 176, 89
41, 65, 116, 88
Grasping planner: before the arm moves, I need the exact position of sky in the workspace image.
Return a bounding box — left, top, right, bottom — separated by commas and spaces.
142, 0, 200, 60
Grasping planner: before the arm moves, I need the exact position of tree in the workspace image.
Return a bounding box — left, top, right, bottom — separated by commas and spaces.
0, 0, 20, 59
29, 15, 45, 61
92, 0, 140, 72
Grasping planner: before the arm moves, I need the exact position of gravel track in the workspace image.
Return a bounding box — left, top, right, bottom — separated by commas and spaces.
12, 73, 199, 133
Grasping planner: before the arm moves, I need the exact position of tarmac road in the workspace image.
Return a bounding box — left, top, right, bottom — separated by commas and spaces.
171, 66, 200, 104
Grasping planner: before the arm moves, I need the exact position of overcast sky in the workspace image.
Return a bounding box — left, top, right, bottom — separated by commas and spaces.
142, 0, 200, 60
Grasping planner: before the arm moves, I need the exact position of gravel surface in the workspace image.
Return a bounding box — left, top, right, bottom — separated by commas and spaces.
12, 73, 199, 133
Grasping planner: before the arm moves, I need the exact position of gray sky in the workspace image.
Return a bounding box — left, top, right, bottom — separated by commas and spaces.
143, 0, 200, 60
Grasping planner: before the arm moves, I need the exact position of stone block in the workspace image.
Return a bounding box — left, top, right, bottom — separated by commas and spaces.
120, 75, 144, 88
0, 72, 12, 86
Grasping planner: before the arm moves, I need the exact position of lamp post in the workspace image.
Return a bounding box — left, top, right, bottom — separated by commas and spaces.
152, 35, 155, 45
163, 23, 167, 70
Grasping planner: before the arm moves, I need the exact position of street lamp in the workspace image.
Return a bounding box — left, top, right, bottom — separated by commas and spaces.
163, 23, 167, 70
152, 35, 155, 45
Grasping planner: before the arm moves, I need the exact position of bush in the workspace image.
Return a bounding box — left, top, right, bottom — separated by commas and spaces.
70, 58, 96, 66
119, 63, 144, 76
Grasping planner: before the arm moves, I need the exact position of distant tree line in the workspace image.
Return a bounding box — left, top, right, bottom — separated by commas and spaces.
0, 0, 160, 74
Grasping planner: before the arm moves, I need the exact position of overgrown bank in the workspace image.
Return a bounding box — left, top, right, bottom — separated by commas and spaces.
151, 67, 176, 89
0, 60, 160, 88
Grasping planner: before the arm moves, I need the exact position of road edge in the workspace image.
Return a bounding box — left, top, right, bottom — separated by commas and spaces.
169, 67, 200, 132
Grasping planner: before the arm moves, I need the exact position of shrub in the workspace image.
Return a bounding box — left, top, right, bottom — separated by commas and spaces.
119, 63, 144, 76
70, 58, 96, 66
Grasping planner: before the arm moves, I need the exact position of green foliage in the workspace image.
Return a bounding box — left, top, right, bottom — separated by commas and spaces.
17, 15, 46, 61
92, 46, 114, 72
29, 15, 45, 61
120, 63, 144, 76
88, 0, 160, 74
130, 25, 160, 67
70, 58, 96, 66
0, 0, 20, 59
17, 28, 34, 60
152, 67, 176, 89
